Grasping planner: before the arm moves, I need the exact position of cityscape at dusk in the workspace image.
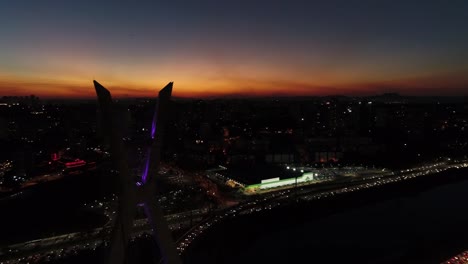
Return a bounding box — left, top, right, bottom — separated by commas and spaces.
1, 0, 468, 98
1, 1, 468, 264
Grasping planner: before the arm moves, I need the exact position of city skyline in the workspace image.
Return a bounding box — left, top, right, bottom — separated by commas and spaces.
1, 0, 468, 98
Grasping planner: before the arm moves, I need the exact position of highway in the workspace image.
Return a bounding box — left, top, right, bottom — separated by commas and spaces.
0, 208, 209, 264
1, 158, 468, 263
443, 250, 468, 264
176, 159, 468, 254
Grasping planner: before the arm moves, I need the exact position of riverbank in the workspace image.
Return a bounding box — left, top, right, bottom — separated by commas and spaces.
183, 167, 468, 264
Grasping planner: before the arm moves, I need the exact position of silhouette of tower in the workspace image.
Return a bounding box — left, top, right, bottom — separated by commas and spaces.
94, 80, 181, 264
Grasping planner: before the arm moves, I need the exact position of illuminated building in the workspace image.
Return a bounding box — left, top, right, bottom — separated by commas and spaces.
244, 171, 317, 192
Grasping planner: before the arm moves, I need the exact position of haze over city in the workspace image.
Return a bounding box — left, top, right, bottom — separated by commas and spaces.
1, 0, 468, 98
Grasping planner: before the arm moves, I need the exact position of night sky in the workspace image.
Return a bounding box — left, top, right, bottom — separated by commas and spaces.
1, 0, 467, 98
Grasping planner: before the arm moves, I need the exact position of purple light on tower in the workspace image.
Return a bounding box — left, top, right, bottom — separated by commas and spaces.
141, 149, 151, 183
150, 102, 159, 139
151, 118, 156, 139
145, 100, 159, 184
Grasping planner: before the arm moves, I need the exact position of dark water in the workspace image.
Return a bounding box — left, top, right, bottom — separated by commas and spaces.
185, 170, 468, 264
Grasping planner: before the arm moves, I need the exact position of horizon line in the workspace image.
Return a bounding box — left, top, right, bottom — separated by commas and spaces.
2, 93, 468, 101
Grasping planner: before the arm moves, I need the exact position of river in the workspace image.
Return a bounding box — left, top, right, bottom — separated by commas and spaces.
184, 169, 468, 264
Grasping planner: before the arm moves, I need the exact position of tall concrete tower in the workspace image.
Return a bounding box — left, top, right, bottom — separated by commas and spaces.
94, 80, 181, 264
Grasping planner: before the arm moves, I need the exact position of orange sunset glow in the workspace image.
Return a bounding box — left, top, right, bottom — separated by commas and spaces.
1, 1, 467, 98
